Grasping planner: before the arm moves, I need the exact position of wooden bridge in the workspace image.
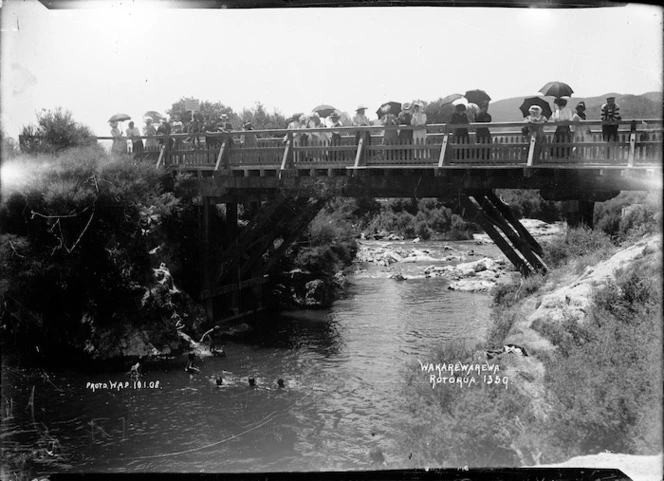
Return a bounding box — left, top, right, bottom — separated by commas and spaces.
98, 119, 662, 322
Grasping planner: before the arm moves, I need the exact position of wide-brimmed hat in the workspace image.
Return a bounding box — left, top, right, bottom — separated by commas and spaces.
413, 101, 424, 108
220, 114, 229, 120
243, 121, 252, 128
356, 105, 367, 112
606, 96, 616, 101
576, 101, 586, 110
529, 105, 542, 113
402, 102, 412, 111
381, 105, 391, 113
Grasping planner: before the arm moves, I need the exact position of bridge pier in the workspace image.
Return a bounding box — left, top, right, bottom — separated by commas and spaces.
561, 200, 595, 229
197, 193, 327, 324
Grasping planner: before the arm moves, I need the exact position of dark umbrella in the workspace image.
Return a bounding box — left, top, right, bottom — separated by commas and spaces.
376, 101, 401, 118
519, 97, 553, 119
312, 105, 340, 118
144, 111, 164, 121
439, 93, 464, 106
539, 81, 574, 98
464, 89, 491, 106
108, 113, 131, 123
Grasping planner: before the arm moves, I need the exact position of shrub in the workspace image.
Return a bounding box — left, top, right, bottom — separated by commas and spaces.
543, 226, 615, 268
542, 255, 662, 457
495, 189, 561, 222
19, 108, 95, 154
594, 191, 662, 240
0, 146, 184, 347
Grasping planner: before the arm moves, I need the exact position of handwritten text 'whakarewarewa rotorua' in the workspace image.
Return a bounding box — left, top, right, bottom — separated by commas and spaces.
86, 380, 161, 392
417, 360, 509, 389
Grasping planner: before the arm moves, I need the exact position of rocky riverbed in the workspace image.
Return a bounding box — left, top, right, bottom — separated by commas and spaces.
352, 217, 565, 293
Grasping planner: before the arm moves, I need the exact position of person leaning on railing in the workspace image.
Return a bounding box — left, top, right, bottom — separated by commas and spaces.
572, 101, 590, 159
451, 104, 470, 160
411, 101, 427, 160
475, 102, 492, 160
522, 105, 547, 161
397, 102, 413, 160
109, 120, 126, 155
549, 97, 573, 159
143, 117, 159, 152
329, 112, 342, 161
601, 96, 621, 142
352, 105, 372, 148
126, 121, 144, 157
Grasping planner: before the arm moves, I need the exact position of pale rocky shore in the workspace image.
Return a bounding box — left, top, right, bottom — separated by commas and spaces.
354, 219, 565, 293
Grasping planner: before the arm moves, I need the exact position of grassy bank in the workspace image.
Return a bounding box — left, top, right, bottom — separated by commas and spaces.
398, 224, 662, 467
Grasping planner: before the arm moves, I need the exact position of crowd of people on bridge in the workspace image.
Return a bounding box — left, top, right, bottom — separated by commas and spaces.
109, 95, 626, 162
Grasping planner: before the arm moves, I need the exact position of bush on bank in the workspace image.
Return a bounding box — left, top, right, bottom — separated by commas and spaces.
0, 147, 201, 357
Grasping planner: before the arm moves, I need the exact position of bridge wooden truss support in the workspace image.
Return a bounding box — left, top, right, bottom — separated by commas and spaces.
461, 190, 548, 276
198, 193, 326, 322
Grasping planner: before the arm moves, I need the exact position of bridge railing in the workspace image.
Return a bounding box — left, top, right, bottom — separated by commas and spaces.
94, 119, 662, 173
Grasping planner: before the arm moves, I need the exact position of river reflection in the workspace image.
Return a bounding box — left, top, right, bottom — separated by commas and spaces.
3, 240, 503, 473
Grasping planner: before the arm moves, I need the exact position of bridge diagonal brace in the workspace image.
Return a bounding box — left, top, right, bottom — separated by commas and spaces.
462, 195, 533, 276
472, 192, 548, 273
236, 197, 319, 279
484, 190, 544, 256
258, 198, 327, 276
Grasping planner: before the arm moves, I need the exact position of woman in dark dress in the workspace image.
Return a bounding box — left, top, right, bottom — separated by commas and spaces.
450, 104, 470, 159
475, 102, 492, 160
381, 105, 399, 161
397, 102, 413, 160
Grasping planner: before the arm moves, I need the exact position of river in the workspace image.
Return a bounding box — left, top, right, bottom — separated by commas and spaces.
2, 239, 507, 473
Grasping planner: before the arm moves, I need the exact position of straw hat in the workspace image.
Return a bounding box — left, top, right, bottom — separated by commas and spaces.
529, 105, 542, 113
402, 102, 412, 111
356, 105, 367, 112
220, 114, 229, 120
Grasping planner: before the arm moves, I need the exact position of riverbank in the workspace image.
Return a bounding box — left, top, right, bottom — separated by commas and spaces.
399, 228, 662, 470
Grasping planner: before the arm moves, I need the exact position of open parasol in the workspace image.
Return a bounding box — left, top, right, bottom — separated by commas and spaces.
144, 111, 164, 122
519, 97, 553, 119
312, 105, 340, 118
376, 101, 401, 118
439, 93, 464, 106
464, 90, 491, 106
538, 81, 574, 98
108, 113, 131, 123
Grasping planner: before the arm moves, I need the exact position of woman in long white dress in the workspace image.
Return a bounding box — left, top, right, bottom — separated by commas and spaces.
411, 101, 427, 159
110, 121, 126, 155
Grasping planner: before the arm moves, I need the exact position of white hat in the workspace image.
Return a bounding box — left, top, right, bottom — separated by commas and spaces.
356, 105, 367, 111
452, 98, 469, 107
529, 105, 542, 113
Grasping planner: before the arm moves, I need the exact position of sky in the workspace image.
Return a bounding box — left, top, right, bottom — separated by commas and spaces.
1, 0, 662, 138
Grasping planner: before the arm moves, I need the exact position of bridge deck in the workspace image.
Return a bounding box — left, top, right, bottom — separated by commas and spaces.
95, 119, 662, 196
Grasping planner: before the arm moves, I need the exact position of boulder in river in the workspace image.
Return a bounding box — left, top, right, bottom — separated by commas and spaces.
447, 279, 496, 292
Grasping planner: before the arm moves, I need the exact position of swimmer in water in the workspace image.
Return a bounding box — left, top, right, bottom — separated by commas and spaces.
185, 352, 200, 373
277, 379, 285, 389
216, 376, 223, 386
248, 378, 256, 388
